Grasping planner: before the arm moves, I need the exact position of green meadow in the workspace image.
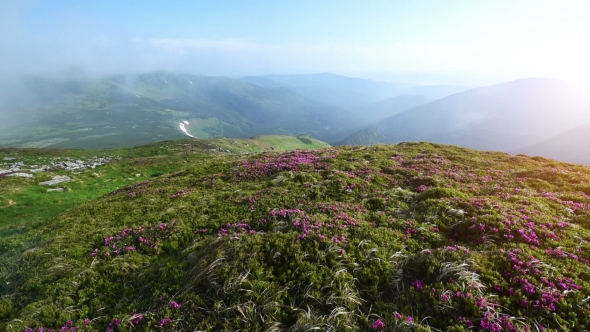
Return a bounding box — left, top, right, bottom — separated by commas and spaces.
1, 139, 590, 331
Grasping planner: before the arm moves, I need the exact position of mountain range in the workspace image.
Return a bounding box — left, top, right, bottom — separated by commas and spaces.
240, 72, 469, 108
1, 72, 589, 164
340, 78, 590, 161
516, 123, 590, 164
1, 72, 363, 148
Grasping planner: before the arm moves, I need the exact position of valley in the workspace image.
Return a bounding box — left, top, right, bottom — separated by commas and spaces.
3, 72, 589, 165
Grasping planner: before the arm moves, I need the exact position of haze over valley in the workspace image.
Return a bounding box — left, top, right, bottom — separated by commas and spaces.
2, 70, 590, 164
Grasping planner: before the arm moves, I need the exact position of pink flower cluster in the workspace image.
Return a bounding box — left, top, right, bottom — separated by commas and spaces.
172, 188, 192, 198
217, 220, 263, 238
371, 319, 385, 330
495, 249, 582, 312
160, 318, 173, 327
235, 151, 326, 180
93, 221, 177, 258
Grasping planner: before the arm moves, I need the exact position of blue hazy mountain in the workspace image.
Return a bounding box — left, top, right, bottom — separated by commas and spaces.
516, 123, 590, 164
241, 72, 411, 109
343, 78, 590, 152
353, 94, 434, 124
398, 85, 473, 100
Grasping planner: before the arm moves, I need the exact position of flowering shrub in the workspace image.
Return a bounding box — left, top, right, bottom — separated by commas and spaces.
93, 221, 178, 258
233, 150, 328, 180
4, 143, 590, 331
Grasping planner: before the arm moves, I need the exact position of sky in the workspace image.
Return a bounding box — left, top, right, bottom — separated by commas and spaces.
2, 0, 590, 85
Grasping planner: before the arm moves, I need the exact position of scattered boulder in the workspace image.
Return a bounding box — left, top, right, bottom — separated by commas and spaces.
47, 187, 65, 192
30, 166, 51, 173
6, 173, 34, 178
50, 156, 113, 171
40, 175, 72, 186
0, 155, 114, 177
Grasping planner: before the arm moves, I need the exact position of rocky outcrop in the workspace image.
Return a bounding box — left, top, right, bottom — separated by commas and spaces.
49, 156, 114, 171
6, 172, 34, 178
40, 176, 72, 186
0, 156, 114, 177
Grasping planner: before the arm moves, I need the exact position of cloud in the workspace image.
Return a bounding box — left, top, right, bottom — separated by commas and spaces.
136, 37, 590, 80
1, 2, 588, 81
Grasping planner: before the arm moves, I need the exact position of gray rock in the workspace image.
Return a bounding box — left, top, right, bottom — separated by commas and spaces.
40, 175, 72, 185
7, 172, 34, 178
30, 166, 50, 173
47, 187, 65, 192
3, 157, 16, 161
64, 162, 78, 168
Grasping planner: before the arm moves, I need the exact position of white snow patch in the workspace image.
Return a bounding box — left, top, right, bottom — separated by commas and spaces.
179, 122, 195, 138
183, 120, 189, 125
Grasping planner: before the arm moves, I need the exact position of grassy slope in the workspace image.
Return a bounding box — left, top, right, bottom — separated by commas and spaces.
0, 136, 328, 231
336, 128, 386, 146
1, 142, 590, 331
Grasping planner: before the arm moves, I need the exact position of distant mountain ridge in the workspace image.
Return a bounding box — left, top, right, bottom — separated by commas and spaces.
346, 77, 590, 153
241, 72, 410, 108
240, 72, 469, 109
3, 73, 589, 165
516, 123, 590, 164
352, 94, 433, 124
399, 84, 472, 99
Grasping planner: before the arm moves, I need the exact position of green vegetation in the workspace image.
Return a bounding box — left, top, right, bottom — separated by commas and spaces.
336, 128, 386, 146
1, 72, 354, 149
0, 136, 327, 231
2, 140, 590, 331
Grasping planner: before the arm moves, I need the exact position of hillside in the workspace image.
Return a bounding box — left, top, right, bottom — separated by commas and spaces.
335, 128, 385, 146
0, 135, 329, 231
399, 85, 473, 100
2, 140, 590, 331
516, 123, 590, 165
352, 94, 433, 124
355, 78, 590, 151
0, 72, 356, 149
241, 73, 411, 109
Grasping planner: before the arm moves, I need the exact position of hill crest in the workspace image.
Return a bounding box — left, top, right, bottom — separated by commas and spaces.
2, 141, 590, 331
